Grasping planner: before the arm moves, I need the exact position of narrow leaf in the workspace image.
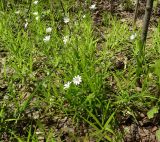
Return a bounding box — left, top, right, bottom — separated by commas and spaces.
86, 109, 103, 129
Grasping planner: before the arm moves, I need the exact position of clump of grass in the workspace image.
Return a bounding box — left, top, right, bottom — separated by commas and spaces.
0, 0, 160, 141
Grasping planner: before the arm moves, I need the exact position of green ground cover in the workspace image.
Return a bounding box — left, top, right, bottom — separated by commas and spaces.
0, 0, 160, 141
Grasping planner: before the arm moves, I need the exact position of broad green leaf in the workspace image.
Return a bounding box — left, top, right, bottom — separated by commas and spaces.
153, 60, 160, 81
147, 107, 159, 119
156, 129, 160, 141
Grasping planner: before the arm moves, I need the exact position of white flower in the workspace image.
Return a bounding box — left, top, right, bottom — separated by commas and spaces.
33, 12, 38, 16
64, 81, 71, 89
64, 17, 70, 23
46, 27, 52, 33
33, 0, 38, 4
24, 19, 28, 28
130, 33, 137, 40
24, 22, 28, 29
89, 4, 96, 10
82, 15, 86, 18
15, 10, 20, 14
63, 36, 69, 44
43, 35, 50, 42
73, 75, 82, 85
35, 16, 39, 21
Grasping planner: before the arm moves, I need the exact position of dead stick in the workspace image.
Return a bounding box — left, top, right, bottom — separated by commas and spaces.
133, 0, 140, 25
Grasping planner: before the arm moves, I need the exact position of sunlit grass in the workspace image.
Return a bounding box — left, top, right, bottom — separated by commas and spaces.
0, 0, 160, 141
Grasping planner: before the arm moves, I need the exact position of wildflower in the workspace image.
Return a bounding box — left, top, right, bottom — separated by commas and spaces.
63, 17, 70, 23
89, 4, 96, 10
82, 15, 86, 18
24, 22, 28, 28
24, 20, 28, 29
63, 36, 69, 44
15, 10, 20, 14
46, 27, 52, 33
33, 0, 38, 4
130, 33, 137, 40
35, 16, 39, 21
43, 35, 50, 42
73, 75, 82, 85
64, 81, 71, 89
33, 12, 38, 16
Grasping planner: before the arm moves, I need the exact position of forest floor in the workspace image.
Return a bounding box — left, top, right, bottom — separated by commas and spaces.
1, 0, 160, 141
91, 0, 160, 141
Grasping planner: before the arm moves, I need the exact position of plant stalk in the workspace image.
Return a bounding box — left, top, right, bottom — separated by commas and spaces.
136, 0, 154, 87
